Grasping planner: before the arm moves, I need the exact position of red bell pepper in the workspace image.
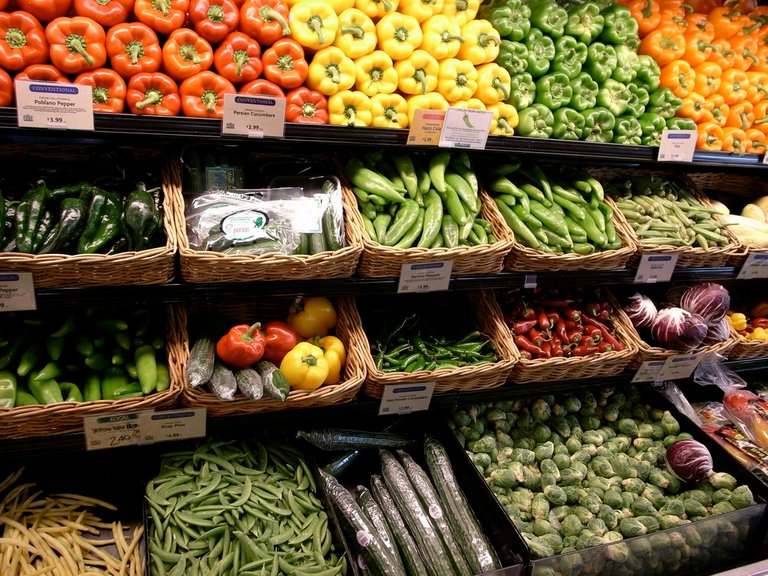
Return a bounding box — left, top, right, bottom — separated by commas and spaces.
189, 0, 240, 44
106, 22, 163, 80
17, 0, 72, 24
45, 16, 107, 75
126, 71, 181, 115
0, 68, 13, 107
179, 70, 236, 117
261, 37, 308, 89
134, 0, 190, 36
213, 31, 262, 84
261, 320, 299, 364
15, 63, 69, 82
216, 322, 267, 367
73, 0, 133, 27
0, 11, 49, 72
75, 67, 126, 112
285, 86, 328, 124
240, 77, 285, 97
162, 27, 214, 82
239, 0, 291, 47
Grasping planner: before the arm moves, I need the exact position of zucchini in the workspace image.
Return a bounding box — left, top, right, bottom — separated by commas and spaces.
256, 360, 290, 401
208, 360, 237, 401
369, 474, 428, 576
186, 336, 215, 388
357, 485, 404, 573
379, 450, 455, 576
424, 436, 501, 574
397, 450, 472, 576
318, 469, 406, 576
296, 428, 417, 451
234, 367, 263, 400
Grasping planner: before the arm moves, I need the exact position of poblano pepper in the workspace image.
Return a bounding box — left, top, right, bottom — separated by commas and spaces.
583, 106, 616, 142
507, 72, 536, 109
16, 180, 50, 254
565, 2, 604, 44
612, 44, 640, 84
479, 0, 531, 42
639, 112, 667, 146
613, 115, 643, 145
552, 107, 585, 140
599, 5, 639, 49
570, 72, 598, 111
517, 103, 554, 138
38, 197, 88, 255
552, 35, 588, 79
121, 183, 163, 251
496, 40, 529, 76
625, 82, 650, 117
536, 72, 573, 110
529, 0, 567, 39
597, 78, 630, 116
523, 28, 555, 77
585, 42, 617, 83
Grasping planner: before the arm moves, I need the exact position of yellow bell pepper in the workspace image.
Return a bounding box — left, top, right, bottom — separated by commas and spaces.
309, 335, 346, 384
355, 0, 399, 20
474, 62, 511, 105
289, 0, 339, 51
406, 92, 448, 124
333, 8, 377, 59
329, 90, 373, 125
487, 102, 518, 136
437, 58, 477, 103
307, 46, 357, 95
280, 342, 329, 391
285, 0, 353, 9
749, 327, 768, 341
441, 0, 479, 26
376, 13, 422, 60
420, 15, 464, 60
287, 295, 337, 338
457, 19, 500, 65
394, 49, 438, 95
354, 50, 398, 96
727, 312, 748, 332
398, 0, 443, 23
371, 93, 408, 128
451, 98, 485, 110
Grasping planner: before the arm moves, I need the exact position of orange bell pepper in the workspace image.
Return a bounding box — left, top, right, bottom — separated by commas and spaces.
707, 92, 730, 126
0, 68, 12, 107
682, 28, 716, 66
261, 38, 308, 89
685, 11, 714, 39
708, 7, 745, 40
75, 67, 126, 112
0, 10, 49, 72
679, 91, 708, 122
16, 0, 72, 24
240, 77, 285, 96
754, 42, 768, 73
162, 28, 214, 82
752, 100, 768, 137
746, 70, 768, 103
697, 121, 724, 150
15, 62, 69, 82
718, 67, 750, 104
708, 37, 736, 69
239, 0, 291, 47
189, 0, 240, 44
745, 127, 766, 153
285, 86, 329, 124
45, 16, 107, 75
73, 0, 133, 27
660, 59, 695, 98
685, 0, 722, 13
625, 0, 662, 38
134, 0, 190, 35
727, 100, 754, 129
730, 33, 760, 71
213, 31, 262, 84
693, 61, 722, 97
179, 70, 236, 117
638, 25, 686, 66
126, 71, 181, 115
723, 126, 747, 153
106, 22, 162, 80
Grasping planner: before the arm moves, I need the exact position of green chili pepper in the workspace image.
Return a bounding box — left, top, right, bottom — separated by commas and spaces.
29, 378, 64, 404
59, 382, 83, 402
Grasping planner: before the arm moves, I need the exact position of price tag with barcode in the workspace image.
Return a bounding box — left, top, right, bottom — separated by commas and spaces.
15, 80, 94, 131
737, 252, 768, 279
140, 408, 207, 444
0, 272, 36, 311
631, 360, 665, 383
657, 129, 697, 162
656, 354, 704, 381
634, 253, 678, 283
378, 383, 435, 415
398, 261, 453, 293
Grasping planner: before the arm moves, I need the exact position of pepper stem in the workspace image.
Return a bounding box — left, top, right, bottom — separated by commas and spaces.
302, 102, 317, 118
493, 77, 509, 100
413, 69, 427, 94
5, 28, 26, 50
345, 105, 357, 125
308, 15, 325, 45
240, 322, 263, 342
341, 25, 364, 39
152, 0, 172, 15
327, 63, 340, 83
180, 43, 202, 63
66, 34, 94, 66
260, 5, 291, 36
384, 106, 398, 122
234, 49, 249, 76
126, 40, 145, 65
478, 32, 499, 48
277, 53, 295, 71
301, 354, 318, 366
207, 4, 225, 23
441, 31, 464, 43
497, 117, 513, 134
92, 86, 110, 104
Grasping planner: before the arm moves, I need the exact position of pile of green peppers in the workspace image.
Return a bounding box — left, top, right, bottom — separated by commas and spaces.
0, 308, 169, 408
481, 0, 696, 144
0, 179, 164, 255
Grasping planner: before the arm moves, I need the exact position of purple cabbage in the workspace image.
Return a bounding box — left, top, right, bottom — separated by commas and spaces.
624, 293, 658, 330
666, 439, 714, 483
680, 283, 730, 325
703, 317, 732, 346
651, 307, 708, 351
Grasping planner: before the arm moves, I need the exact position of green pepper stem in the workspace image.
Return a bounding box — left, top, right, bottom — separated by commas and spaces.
260, 5, 291, 35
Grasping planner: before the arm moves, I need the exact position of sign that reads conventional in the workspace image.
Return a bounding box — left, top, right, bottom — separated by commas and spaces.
15, 81, 94, 130
222, 93, 286, 138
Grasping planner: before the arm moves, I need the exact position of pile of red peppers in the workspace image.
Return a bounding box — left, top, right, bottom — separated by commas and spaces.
500, 288, 626, 360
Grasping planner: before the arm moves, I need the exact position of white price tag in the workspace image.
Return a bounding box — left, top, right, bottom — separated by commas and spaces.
656, 353, 704, 381
439, 107, 493, 150
523, 274, 537, 289
398, 260, 453, 293
0, 272, 36, 311
737, 252, 768, 279
15, 81, 94, 130
657, 129, 697, 162
763, 153, 768, 165
222, 93, 285, 138
378, 382, 435, 415
634, 253, 678, 283
631, 360, 665, 383
140, 408, 206, 444
83, 412, 143, 451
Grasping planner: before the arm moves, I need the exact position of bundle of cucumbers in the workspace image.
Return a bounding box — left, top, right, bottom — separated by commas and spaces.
345, 150, 497, 250
0, 179, 164, 255
485, 160, 623, 255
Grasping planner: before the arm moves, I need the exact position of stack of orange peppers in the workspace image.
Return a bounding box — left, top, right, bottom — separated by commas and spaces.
622, 0, 768, 153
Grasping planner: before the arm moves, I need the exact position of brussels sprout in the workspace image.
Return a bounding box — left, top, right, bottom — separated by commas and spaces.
712, 501, 737, 515
658, 514, 687, 529
532, 518, 558, 536
551, 504, 570, 522
561, 535, 580, 550
635, 515, 660, 532
632, 437, 654, 452
588, 476, 612, 493
711, 488, 732, 504
563, 485, 583, 504
495, 429, 514, 448
590, 456, 616, 479
535, 441, 555, 462
580, 416, 601, 431
497, 494, 511, 506
639, 450, 660, 466
622, 477, 645, 495
498, 446, 516, 465
461, 426, 481, 443
510, 489, 533, 512
587, 517, 608, 537
490, 484, 508, 496
563, 395, 582, 413
568, 421, 584, 440
471, 450, 493, 468
603, 487, 623, 510
684, 526, 703, 547
561, 514, 584, 537
517, 413, 536, 432
551, 416, 571, 438
524, 534, 554, 559
490, 468, 518, 490
619, 517, 648, 538
541, 473, 558, 489
550, 432, 564, 446
632, 404, 649, 422
641, 485, 666, 509
513, 448, 537, 466
503, 503, 522, 518
540, 458, 560, 477
571, 449, 592, 466
572, 505, 594, 524
594, 446, 613, 460
532, 493, 551, 520
604, 540, 630, 563
559, 467, 584, 489
532, 398, 552, 422
650, 423, 665, 440
648, 468, 670, 489
666, 472, 682, 495
580, 391, 598, 412
637, 423, 655, 438
618, 419, 639, 437
582, 430, 604, 447
553, 452, 572, 471
511, 516, 530, 532
515, 437, 537, 451
522, 465, 542, 490
660, 411, 681, 435
596, 504, 618, 529
731, 485, 755, 509
684, 498, 708, 518
578, 492, 603, 515
453, 410, 472, 427
603, 404, 621, 422
572, 460, 588, 477
709, 472, 738, 491
468, 435, 496, 454
495, 419, 512, 434
606, 435, 631, 453
539, 532, 564, 555
634, 460, 652, 482
485, 407, 506, 422
630, 496, 657, 517
577, 531, 605, 549
534, 424, 553, 444
554, 442, 569, 455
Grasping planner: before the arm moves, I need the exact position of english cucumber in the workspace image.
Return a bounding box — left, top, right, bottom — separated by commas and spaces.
186, 336, 215, 388
357, 484, 404, 573
296, 428, 417, 451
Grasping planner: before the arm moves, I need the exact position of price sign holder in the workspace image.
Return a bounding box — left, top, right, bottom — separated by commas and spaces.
407, 109, 446, 146
84, 412, 143, 451
657, 129, 697, 163
737, 252, 768, 280
631, 360, 665, 383
15, 80, 94, 131
140, 408, 207, 444
222, 94, 286, 138
397, 260, 453, 293
84, 409, 207, 451
656, 354, 704, 381
0, 272, 36, 311
634, 253, 678, 284
438, 107, 493, 149
378, 383, 435, 415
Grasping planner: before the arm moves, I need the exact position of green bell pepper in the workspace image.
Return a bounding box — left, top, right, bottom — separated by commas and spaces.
536, 72, 573, 110
524, 28, 555, 77
0, 370, 16, 408
497, 40, 529, 76
597, 78, 630, 117
613, 115, 643, 145
612, 44, 641, 84
585, 42, 617, 83
640, 112, 667, 146
565, 3, 605, 44
666, 117, 697, 131
635, 54, 661, 91
508, 72, 537, 109
583, 107, 616, 142
625, 82, 650, 117
529, 0, 568, 39
517, 103, 555, 138
479, 0, 531, 42
552, 35, 588, 79
553, 107, 585, 140
647, 87, 682, 119
570, 71, 598, 111
599, 5, 639, 49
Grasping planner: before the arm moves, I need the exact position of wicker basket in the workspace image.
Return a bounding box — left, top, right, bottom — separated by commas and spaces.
350, 291, 518, 399
625, 325, 739, 368
179, 296, 365, 415
506, 291, 640, 384
0, 144, 180, 288
0, 305, 184, 439
590, 168, 747, 268
176, 153, 362, 283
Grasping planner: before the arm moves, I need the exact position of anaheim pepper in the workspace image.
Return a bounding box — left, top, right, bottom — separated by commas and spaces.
0, 10, 49, 72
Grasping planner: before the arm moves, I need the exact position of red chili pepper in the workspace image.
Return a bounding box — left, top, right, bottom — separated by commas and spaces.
547, 310, 560, 324
598, 342, 615, 353
572, 345, 600, 356
564, 308, 582, 323
520, 305, 536, 321
550, 342, 565, 357
528, 328, 550, 346
542, 341, 552, 356
537, 309, 551, 329
752, 318, 768, 328
515, 335, 548, 358
583, 316, 624, 350
564, 320, 579, 330
568, 329, 582, 344
584, 302, 601, 317
555, 321, 569, 344
519, 350, 532, 360
513, 319, 538, 334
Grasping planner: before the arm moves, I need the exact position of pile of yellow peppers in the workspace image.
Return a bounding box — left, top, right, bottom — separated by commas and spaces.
285, 0, 518, 134
727, 308, 768, 342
